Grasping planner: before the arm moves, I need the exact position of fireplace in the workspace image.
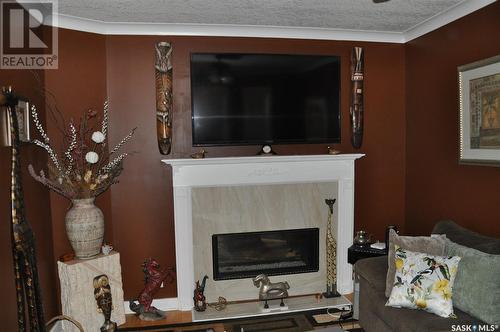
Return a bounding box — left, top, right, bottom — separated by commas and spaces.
212, 228, 319, 280
162, 154, 363, 310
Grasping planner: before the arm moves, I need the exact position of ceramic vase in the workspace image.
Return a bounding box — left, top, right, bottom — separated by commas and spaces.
65, 197, 104, 259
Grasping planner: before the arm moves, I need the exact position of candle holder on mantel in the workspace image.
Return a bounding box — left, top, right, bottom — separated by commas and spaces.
323, 198, 341, 298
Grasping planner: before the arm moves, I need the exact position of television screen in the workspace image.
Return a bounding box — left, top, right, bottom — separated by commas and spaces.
191, 53, 341, 146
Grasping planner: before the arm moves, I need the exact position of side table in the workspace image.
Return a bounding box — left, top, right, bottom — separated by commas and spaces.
57, 251, 126, 332
348, 245, 387, 320
348, 244, 387, 264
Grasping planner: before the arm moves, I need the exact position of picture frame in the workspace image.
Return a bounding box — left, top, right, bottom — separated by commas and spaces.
458, 55, 500, 166
1, 98, 31, 146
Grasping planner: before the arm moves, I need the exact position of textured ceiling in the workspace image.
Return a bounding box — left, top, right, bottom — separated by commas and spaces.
58, 0, 467, 33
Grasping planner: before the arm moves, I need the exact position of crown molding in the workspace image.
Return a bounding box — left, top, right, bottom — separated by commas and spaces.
56, 14, 405, 43
403, 0, 496, 42
52, 0, 496, 44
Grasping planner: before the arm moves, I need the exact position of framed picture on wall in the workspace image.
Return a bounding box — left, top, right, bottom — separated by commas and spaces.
458, 55, 500, 166
1, 98, 31, 146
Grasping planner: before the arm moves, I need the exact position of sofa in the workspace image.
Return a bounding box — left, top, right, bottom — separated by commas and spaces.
355, 220, 500, 332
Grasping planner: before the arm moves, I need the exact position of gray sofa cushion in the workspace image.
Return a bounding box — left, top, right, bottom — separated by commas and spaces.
432, 220, 500, 254
444, 239, 500, 325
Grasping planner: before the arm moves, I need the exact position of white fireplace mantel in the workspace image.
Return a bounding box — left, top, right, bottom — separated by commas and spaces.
162, 154, 364, 311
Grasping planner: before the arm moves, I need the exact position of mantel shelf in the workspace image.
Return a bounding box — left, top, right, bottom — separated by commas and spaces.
162, 153, 365, 168
162, 153, 365, 189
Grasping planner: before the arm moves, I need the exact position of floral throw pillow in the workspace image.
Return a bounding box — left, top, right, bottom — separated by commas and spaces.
385, 246, 461, 318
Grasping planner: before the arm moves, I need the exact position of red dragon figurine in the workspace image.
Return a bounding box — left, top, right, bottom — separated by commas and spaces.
129, 258, 174, 320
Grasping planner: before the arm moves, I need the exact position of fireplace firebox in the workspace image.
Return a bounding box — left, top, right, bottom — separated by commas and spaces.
212, 228, 319, 280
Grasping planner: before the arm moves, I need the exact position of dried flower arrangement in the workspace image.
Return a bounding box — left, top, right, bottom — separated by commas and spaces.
28, 100, 135, 199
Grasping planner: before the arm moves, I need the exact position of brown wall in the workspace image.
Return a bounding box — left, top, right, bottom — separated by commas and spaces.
44, 28, 112, 264
2, 2, 498, 325
106, 36, 406, 298
1, 21, 407, 314
405, 1, 500, 237
0, 71, 58, 329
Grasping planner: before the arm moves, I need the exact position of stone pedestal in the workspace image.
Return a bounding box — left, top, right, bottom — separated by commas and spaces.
57, 251, 126, 331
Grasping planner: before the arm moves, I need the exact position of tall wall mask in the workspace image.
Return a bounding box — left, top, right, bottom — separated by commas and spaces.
350, 47, 364, 149
155, 42, 173, 155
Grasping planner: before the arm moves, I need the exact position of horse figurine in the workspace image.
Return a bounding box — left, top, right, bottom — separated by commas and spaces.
252, 274, 290, 309
129, 258, 174, 320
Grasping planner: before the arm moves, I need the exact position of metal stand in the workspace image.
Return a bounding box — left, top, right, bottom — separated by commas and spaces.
323, 287, 341, 298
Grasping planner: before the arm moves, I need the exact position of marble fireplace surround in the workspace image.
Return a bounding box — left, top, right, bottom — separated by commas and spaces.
193, 182, 337, 302
162, 154, 364, 311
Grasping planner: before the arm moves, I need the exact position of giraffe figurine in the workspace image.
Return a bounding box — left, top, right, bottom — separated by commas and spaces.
324, 198, 340, 298
1, 87, 45, 331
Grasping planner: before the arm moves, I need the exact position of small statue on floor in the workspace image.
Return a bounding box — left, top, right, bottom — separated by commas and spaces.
129, 258, 175, 320
193, 275, 209, 311
93, 274, 117, 332
253, 274, 290, 309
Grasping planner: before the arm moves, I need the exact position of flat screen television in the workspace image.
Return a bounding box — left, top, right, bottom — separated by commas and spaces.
190, 53, 341, 146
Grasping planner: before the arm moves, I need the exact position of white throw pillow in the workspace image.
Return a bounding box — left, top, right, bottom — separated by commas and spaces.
385, 246, 461, 318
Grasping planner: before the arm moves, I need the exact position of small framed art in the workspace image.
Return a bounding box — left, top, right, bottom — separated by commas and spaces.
458, 55, 500, 166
